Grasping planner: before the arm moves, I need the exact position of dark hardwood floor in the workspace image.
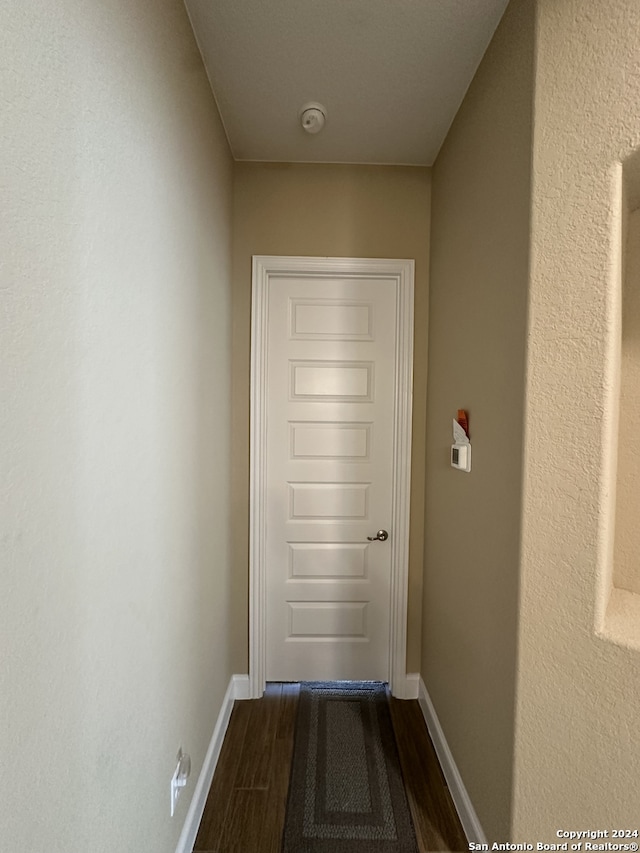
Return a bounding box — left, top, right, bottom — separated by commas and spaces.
193, 683, 467, 853
388, 694, 468, 853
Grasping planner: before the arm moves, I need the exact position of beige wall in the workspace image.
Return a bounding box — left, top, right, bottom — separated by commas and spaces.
614, 207, 640, 595
514, 0, 640, 836
421, 0, 534, 839
231, 163, 431, 673
1, 2, 233, 851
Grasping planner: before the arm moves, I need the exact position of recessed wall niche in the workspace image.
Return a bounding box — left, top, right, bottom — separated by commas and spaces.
613, 149, 640, 596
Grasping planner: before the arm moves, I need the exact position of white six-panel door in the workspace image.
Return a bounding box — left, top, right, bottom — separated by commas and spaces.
250, 257, 414, 695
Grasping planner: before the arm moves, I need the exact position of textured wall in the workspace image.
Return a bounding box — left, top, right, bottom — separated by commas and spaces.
0, 2, 233, 851
231, 163, 431, 674
422, 0, 534, 839
514, 0, 640, 836
614, 207, 640, 595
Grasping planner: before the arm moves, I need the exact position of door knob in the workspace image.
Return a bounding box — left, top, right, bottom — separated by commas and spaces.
367, 529, 389, 542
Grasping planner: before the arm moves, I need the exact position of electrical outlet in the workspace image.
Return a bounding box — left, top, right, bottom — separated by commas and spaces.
170, 760, 181, 817
170, 748, 191, 817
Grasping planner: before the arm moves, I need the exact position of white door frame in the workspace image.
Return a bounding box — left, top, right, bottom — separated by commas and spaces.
249, 255, 414, 699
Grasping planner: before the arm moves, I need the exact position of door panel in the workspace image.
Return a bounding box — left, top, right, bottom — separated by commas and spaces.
290, 422, 371, 461
290, 361, 374, 400
288, 543, 368, 579
265, 275, 396, 682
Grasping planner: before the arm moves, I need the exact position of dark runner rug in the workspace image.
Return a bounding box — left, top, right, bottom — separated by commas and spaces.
282, 682, 419, 853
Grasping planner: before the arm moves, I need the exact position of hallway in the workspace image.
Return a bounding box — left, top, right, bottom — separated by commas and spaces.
193, 684, 466, 853
4, 1, 640, 848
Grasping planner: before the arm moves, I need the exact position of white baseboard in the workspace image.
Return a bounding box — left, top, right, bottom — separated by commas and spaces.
231, 673, 250, 700
391, 671, 420, 699
403, 672, 419, 699
418, 677, 487, 845
175, 673, 250, 853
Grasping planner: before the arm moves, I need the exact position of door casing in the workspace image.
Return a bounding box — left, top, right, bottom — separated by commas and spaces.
249, 255, 415, 698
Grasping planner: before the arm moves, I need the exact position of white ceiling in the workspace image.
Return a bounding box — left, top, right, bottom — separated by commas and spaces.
184, 0, 510, 167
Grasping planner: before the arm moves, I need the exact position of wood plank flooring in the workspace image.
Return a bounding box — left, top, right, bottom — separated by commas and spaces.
193, 683, 467, 853
389, 695, 468, 852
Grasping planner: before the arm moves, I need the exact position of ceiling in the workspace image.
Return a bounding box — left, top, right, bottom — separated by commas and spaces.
184, 0, 510, 167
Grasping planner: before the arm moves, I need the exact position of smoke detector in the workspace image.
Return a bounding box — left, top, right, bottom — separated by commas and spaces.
300, 102, 327, 134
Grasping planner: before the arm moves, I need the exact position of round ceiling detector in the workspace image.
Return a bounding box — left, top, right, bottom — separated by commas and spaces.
300, 102, 326, 134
